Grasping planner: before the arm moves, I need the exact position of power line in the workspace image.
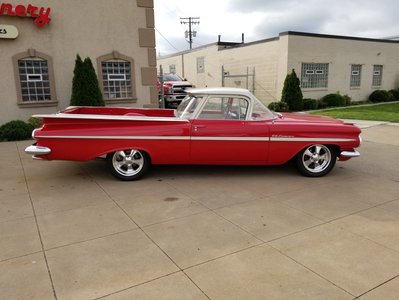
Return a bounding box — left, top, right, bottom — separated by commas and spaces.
155, 28, 181, 53
180, 17, 200, 49
155, 1, 187, 19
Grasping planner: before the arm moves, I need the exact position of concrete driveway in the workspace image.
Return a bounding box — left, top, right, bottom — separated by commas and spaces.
1, 121, 399, 299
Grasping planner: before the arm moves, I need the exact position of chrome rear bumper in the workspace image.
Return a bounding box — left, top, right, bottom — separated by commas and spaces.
340, 150, 360, 158
25, 145, 51, 156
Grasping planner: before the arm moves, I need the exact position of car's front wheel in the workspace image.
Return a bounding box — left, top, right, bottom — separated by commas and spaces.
107, 149, 150, 181
295, 144, 336, 177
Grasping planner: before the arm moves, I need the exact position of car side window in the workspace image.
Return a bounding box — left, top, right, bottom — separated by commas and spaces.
197, 97, 249, 120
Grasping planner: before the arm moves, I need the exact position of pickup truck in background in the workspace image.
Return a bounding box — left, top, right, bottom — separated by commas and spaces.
157, 73, 194, 108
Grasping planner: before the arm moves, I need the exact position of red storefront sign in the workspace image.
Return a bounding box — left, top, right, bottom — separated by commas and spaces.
0, 3, 51, 28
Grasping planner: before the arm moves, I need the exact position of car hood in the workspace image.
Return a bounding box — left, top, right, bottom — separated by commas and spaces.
277, 112, 345, 124
165, 81, 192, 86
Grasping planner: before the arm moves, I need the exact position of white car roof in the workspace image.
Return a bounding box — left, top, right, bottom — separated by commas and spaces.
187, 87, 253, 97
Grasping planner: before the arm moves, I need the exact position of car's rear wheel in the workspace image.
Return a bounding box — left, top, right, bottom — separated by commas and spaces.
107, 149, 150, 181
295, 144, 336, 177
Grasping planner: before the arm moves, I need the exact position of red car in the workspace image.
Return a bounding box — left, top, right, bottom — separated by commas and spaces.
26, 88, 361, 180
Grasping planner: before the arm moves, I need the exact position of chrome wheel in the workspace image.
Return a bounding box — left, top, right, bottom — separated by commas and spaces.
107, 149, 149, 180
296, 144, 336, 177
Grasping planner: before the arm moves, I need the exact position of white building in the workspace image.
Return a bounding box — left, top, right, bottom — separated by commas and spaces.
157, 31, 399, 104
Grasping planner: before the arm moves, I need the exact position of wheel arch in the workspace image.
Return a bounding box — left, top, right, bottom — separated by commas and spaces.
102, 146, 152, 164
291, 143, 340, 161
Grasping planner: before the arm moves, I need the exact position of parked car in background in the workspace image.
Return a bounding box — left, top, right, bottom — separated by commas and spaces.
25, 88, 361, 181
157, 73, 194, 108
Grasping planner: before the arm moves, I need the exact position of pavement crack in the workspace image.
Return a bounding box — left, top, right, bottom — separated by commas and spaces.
16, 141, 58, 300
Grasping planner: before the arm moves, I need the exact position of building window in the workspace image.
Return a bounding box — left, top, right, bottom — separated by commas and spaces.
350, 65, 362, 87
101, 60, 132, 100
12, 49, 57, 106
301, 63, 329, 88
169, 64, 176, 74
18, 59, 51, 102
97, 51, 136, 103
372, 65, 383, 86
197, 57, 205, 73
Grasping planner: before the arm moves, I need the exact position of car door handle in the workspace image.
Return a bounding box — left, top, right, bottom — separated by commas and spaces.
194, 125, 206, 131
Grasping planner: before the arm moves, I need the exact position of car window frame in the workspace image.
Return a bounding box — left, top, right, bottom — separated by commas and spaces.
178, 92, 277, 122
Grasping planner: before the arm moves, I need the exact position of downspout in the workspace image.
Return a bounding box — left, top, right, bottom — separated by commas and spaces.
181, 53, 185, 78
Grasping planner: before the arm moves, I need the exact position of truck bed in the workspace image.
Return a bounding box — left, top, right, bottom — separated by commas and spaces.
62, 106, 175, 117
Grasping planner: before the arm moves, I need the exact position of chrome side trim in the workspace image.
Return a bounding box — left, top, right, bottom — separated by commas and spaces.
34, 135, 191, 140
32, 113, 189, 123
25, 145, 51, 155
34, 135, 270, 141
340, 150, 360, 157
33, 135, 357, 143
191, 137, 270, 141
33, 135, 270, 141
31, 128, 38, 139
270, 137, 356, 142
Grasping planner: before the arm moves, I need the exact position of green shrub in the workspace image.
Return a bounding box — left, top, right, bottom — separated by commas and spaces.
343, 94, 352, 106
28, 117, 43, 128
281, 69, 303, 111
320, 93, 346, 107
317, 99, 327, 109
389, 89, 399, 101
70, 54, 105, 106
268, 101, 289, 112
303, 98, 318, 110
369, 90, 393, 103
0, 120, 33, 141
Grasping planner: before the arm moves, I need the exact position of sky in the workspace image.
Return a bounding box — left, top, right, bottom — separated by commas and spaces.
154, 0, 399, 56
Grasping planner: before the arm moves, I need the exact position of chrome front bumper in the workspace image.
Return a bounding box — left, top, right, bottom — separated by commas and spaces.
340, 150, 360, 158
25, 145, 51, 158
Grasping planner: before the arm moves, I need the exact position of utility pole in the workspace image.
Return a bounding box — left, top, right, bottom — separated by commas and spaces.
180, 17, 200, 49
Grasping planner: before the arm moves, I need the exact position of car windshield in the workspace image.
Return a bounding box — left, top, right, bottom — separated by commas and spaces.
176, 95, 202, 119
162, 74, 184, 81
251, 97, 276, 120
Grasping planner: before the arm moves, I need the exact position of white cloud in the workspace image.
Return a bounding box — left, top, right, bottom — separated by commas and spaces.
154, 0, 399, 55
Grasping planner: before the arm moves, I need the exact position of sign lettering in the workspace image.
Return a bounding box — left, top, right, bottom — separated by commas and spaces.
0, 24, 18, 38
0, 3, 51, 27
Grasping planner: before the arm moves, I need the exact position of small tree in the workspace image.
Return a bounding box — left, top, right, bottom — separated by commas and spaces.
70, 54, 104, 106
281, 69, 303, 111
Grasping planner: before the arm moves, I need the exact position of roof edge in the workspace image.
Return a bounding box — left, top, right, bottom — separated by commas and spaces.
157, 42, 218, 59
279, 31, 399, 44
